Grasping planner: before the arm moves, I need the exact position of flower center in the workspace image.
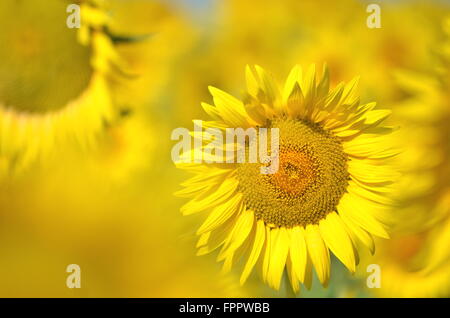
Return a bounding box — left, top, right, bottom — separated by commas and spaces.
0, 0, 93, 113
236, 118, 349, 228
270, 150, 317, 197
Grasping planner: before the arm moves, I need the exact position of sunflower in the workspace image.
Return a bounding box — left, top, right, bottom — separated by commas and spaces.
107, 0, 196, 110
0, 0, 124, 174
172, 0, 445, 130
383, 17, 450, 233
175, 65, 397, 292
86, 112, 157, 183
358, 18, 450, 298
361, 219, 450, 298
389, 71, 450, 232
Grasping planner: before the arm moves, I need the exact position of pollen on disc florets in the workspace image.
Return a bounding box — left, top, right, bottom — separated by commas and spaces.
236, 118, 350, 228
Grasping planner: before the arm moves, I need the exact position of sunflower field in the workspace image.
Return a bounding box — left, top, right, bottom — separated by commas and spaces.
0, 0, 449, 298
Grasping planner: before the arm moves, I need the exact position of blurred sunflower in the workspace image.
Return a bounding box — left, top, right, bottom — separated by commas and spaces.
0, 0, 124, 173
296, 1, 443, 102
390, 71, 450, 231
358, 17, 450, 298
0, 138, 261, 298
172, 0, 445, 125
383, 16, 450, 233
175, 65, 397, 293
86, 112, 157, 183
363, 219, 450, 298
107, 0, 196, 109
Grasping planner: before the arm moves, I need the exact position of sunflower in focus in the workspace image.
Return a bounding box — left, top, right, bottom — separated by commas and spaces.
175, 65, 397, 293
0, 0, 124, 174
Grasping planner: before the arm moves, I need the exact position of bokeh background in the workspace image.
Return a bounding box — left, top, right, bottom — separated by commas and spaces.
0, 0, 449, 297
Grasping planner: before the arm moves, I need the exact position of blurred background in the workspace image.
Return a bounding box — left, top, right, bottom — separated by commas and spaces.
0, 0, 449, 297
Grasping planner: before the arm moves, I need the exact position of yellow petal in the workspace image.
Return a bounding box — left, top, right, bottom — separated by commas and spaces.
319, 212, 356, 273
208, 86, 249, 127
240, 219, 266, 285
340, 76, 360, 105
338, 193, 390, 239
303, 252, 313, 290
243, 95, 268, 125
347, 181, 395, 206
283, 65, 302, 103
343, 134, 398, 159
262, 226, 272, 283
218, 210, 254, 261
323, 82, 345, 112
301, 64, 316, 116
316, 63, 330, 98
197, 215, 238, 256
255, 65, 281, 110
267, 227, 289, 290
286, 256, 300, 294
174, 182, 211, 198
289, 226, 308, 283
245, 65, 260, 97
286, 82, 305, 117
339, 212, 375, 254
180, 168, 230, 187
180, 177, 239, 215
305, 224, 330, 287
196, 232, 210, 248
348, 159, 399, 184
364, 109, 391, 125
201, 102, 222, 120
197, 193, 243, 234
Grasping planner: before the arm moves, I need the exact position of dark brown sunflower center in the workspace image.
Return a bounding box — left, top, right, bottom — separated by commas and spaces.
236, 118, 349, 228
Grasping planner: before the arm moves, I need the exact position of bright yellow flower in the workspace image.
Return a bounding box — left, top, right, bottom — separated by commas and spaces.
171, 0, 445, 130
391, 71, 450, 231
358, 17, 450, 298
0, 0, 123, 174
176, 65, 397, 293
386, 17, 450, 233
361, 16, 450, 297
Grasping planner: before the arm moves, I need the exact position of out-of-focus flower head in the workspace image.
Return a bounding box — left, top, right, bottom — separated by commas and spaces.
0, 0, 125, 175
107, 0, 197, 110
171, 0, 446, 125
358, 16, 450, 298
